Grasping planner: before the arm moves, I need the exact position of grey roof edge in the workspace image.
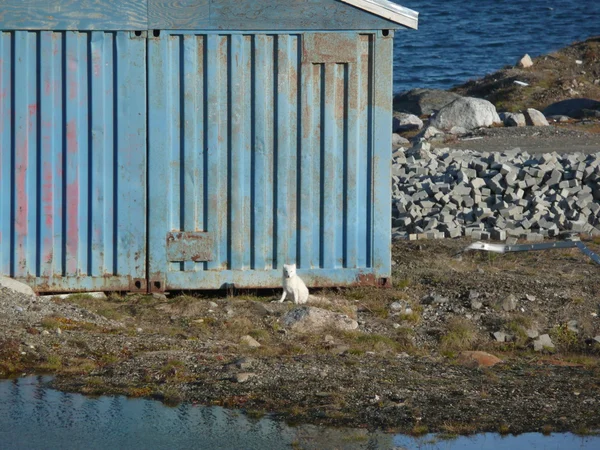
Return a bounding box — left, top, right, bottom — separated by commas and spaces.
340, 0, 418, 29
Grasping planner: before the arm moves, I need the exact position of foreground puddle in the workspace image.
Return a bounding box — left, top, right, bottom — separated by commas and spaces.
1, 377, 598, 449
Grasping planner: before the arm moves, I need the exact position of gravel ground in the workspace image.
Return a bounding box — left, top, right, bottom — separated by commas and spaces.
442, 122, 600, 154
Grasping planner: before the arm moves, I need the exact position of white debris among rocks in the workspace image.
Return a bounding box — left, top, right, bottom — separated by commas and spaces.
392, 146, 600, 241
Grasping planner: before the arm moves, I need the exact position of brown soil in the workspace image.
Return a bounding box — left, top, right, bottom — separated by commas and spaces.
451, 36, 600, 113
2, 239, 600, 436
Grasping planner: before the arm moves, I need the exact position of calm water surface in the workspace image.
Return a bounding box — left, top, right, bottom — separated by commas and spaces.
392, 0, 600, 92
1, 377, 599, 450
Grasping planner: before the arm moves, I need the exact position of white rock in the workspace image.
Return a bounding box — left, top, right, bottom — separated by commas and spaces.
393, 113, 424, 132
517, 54, 533, 68
240, 335, 261, 348
282, 306, 358, 332
493, 331, 508, 342
524, 108, 549, 126
390, 301, 404, 311
392, 133, 410, 148
0, 276, 35, 297
430, 97, 501, 131
234, 372, 256, 383
449, 126, 468, 136
533, 334, 555, 352
502, 294, 518, 312
526, 328, 539, 339
501, 112, 526, 127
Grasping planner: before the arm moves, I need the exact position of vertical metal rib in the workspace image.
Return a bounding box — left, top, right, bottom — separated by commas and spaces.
0, 32, 13, 275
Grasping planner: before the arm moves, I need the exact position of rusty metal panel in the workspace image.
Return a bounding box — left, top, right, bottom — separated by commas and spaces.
0, 31, 147, 292
302, 33, 358, 63
166, 232, 214, 262
148, 31, 392, 290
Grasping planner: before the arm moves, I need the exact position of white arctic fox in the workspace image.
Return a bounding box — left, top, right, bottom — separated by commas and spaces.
278, 263, 309, 304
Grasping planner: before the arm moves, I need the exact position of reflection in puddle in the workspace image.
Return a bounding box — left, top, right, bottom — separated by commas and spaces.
0, 377, 598, 449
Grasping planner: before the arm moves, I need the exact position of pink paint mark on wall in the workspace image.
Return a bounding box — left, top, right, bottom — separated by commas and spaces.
66, 120, 79, 275
43, 161, 53, 227
15, 147, 28, 273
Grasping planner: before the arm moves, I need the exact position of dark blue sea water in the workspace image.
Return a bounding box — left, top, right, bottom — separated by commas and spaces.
392, 0, 600, 93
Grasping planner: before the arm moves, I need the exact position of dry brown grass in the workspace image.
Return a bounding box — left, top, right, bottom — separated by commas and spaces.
440, 318, 479, 352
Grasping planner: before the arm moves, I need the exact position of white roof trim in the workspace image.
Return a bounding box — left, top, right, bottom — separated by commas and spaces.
340, 0, 418, 29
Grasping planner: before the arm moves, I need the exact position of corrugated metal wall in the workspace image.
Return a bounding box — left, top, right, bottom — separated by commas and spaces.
1, 29, 392, 292
0, 31, 147, 292
148, 31, 392, 289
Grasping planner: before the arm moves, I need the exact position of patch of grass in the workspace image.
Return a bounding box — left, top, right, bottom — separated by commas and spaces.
0, 338, 25, 376
399, 310, 421, 324
344, 332, 403, 354
550, 324, 579, 352
40, 316, 103, 332
245, 409, 267, 420
563, 355, 599, 368
541, 425, 554, 435
223, 317, 254, 337
61, 358, 97, 375
441, 422, 477, 436
67, 293, 96, 301
396, 278, 412, 289
248, 329, 270, 341
440, 318, 478, 352
569, 297, 585, 305
99, 354, 120, 366
410, 425, 429, 437
39, 354, 62, 372
498, 424, 511, 435
159, 359, 187, 380
574, 426, 598, 437
127, 386, 153, 398
153, 386, 184, 407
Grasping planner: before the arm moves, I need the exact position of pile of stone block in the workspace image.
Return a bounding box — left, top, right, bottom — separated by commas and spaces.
392, 144, 600, 241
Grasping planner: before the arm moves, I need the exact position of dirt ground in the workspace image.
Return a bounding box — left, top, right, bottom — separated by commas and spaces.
2, 238, 599, 437
442, 121, 600, 154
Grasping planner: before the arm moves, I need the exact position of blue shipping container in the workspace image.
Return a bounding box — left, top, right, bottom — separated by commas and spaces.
0, 1, 418, 292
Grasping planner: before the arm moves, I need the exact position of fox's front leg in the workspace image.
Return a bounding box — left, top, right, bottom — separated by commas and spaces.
292, 289, 299, 304
279, 290, 287, 303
